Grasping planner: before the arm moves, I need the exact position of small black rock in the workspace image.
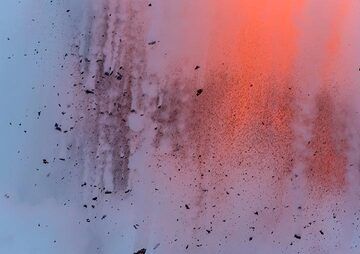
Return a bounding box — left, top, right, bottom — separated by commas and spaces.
196, 89, 203, 96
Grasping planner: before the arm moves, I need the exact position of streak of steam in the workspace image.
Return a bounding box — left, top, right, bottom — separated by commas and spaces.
74, 0, 147, 192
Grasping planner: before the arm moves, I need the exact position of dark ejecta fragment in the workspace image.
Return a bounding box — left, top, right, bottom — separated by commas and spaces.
134, 248, 146, 254
85, 89, 94, 94
54, 123, 62, 131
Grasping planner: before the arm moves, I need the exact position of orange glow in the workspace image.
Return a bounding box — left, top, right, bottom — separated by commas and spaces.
305, 1, 350, 197
188, 1, 303, 180
182, 0, 352, 198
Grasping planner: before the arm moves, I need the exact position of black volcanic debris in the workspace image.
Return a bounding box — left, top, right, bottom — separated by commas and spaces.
294, 234, 301, 239
153, 243, 160, 250
134, 248, 146, 254
54, 123, 62, 131
116, 72, 123, 80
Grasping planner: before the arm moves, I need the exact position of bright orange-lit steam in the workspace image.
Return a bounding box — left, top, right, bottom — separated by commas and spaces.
306, 1, 350, 197
181, 0, 351, 199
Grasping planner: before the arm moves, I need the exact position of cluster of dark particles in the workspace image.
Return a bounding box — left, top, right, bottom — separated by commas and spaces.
3, 1, 360, 254
125, 1, 360, 253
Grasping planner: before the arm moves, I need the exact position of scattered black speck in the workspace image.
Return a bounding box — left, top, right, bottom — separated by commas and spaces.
116, 74, 123, 80
85, 89, 94, 94
196, 89, 203, 96
294, 234, 301, 239
54, 123, 62, 131
116, 73, 123, 80
134, 248, 146, 254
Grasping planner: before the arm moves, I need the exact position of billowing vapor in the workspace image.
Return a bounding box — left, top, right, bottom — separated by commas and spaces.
73, 0, 360, 253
